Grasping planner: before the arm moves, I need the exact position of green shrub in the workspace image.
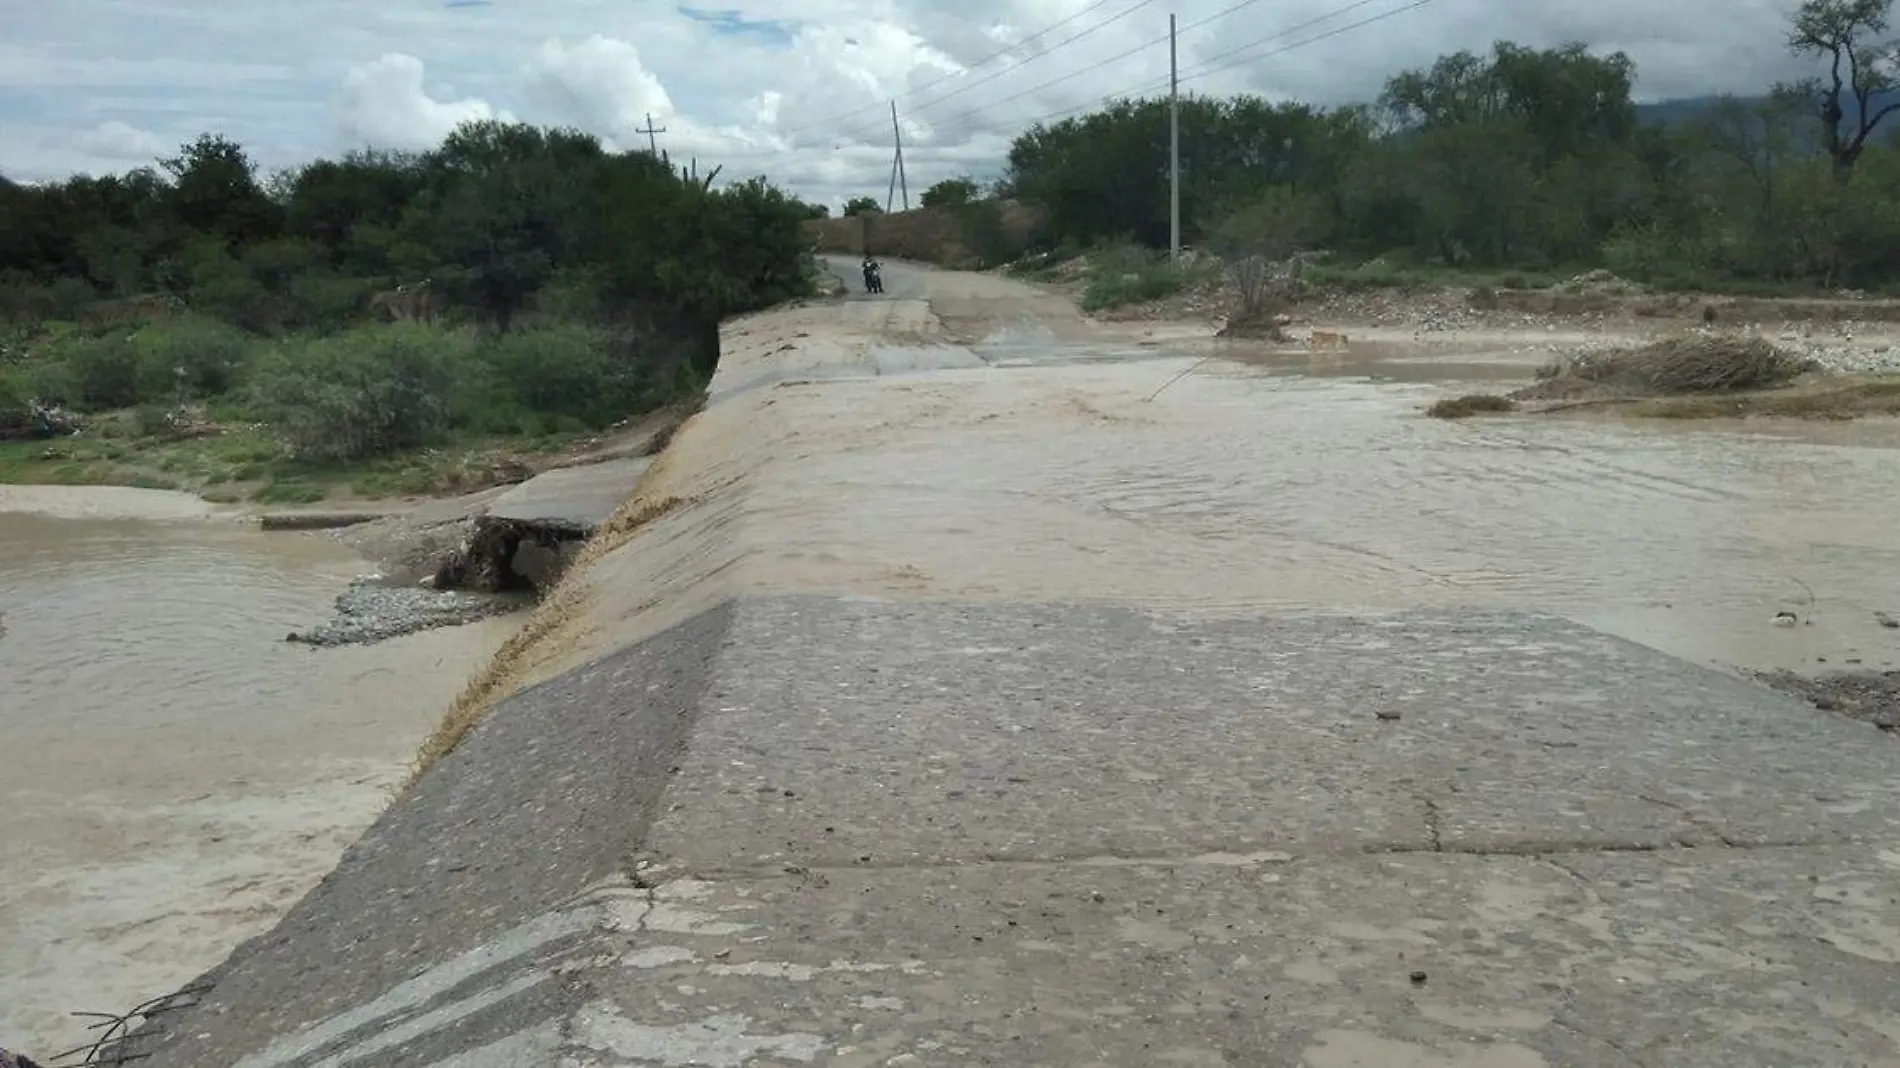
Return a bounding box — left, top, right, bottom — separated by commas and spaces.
60, 334, 143, 409
0, 273, 97, 325
0, 368, 33, 437
247, 324, 471, 461
1080, 243, 1189, 311
468, 322, 648, 432
287, 272, 377, 332
1601, 221, 1688, 283
131, 315, 253, 399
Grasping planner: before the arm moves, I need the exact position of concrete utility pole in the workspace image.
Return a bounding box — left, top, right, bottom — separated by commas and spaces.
1169, 12, 1181, 264
891, 100, 910, 211
636, 111, 666, 155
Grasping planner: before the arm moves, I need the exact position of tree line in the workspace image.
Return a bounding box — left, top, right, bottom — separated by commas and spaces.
941, 0, 1900, 293
0, 121, 819, 456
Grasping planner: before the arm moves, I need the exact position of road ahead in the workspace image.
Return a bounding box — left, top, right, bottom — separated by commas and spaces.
130, 261, 1900, 1068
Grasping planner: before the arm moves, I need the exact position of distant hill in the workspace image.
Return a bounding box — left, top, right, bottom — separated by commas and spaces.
1636, 89, 1900, 129
1635, 96, 1739, 126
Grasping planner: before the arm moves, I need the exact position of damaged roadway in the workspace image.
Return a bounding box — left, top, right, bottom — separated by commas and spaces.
126, 260, 1900, 1068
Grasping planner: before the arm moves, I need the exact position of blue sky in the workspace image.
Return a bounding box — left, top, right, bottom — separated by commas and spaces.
0, 0, 1819, 207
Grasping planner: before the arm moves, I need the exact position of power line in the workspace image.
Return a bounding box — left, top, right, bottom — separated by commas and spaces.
820, 0, 1390, 148
777, 0, 1133, 137
857, 0, 1161, 128
709, 0, 1436, 164
892, 0, 1416, 146
1178, 0, 1436, 86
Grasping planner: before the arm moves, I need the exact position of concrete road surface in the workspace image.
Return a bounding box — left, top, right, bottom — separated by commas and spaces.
122, 262, 1900, 1068
487, 456, 654, 534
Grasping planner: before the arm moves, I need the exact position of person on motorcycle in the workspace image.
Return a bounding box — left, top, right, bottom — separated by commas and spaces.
861, 255, 882, 294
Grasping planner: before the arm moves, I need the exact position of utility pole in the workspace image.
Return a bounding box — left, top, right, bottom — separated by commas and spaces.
1169, 12, 1181, 264
891, 100, 910, 211
636, 111, 666, 155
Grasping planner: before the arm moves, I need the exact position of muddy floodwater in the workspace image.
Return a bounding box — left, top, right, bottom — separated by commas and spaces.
566, 310, 1900, 687
0, 486, 511, 1058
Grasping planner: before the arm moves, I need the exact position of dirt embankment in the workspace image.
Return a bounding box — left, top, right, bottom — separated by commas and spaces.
806, 200, 1043, 267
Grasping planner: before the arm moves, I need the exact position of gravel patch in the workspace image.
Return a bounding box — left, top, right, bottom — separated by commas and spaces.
286, 581, 529, 648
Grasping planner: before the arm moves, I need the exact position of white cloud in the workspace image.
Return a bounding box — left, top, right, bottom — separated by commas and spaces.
523, 36, 674, 150
70, 120, 166, 161
338, 53, 507, 152
0, 0, 1845, 205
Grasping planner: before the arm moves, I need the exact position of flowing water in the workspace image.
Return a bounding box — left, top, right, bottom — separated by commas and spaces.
0, 486, 512, 1058
552, 293, 1900, 690
739, 358, 1900, 673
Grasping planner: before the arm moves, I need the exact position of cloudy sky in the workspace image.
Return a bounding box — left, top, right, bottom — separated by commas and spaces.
1, 0, 1813, 207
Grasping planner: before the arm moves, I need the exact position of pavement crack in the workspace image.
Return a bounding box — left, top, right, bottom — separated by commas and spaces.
1422, 797, 1444, 852
664, 836, 1846, 884
1541, 856, 1590, 883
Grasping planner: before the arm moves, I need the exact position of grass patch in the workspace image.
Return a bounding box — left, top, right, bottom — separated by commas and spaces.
1427, 393, 1518, 419
1521, 334, 1814, 400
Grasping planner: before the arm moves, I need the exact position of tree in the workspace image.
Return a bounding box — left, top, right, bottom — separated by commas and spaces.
842, 196, 882, 216
161, 134, 281, 246
920, 176, 980, 209
1784, 0, 1900, 177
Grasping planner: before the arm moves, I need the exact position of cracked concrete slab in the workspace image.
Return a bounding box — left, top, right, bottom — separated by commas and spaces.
574, 847, 1900, 1068
650, 598, 1900, 872
128, 597, 1900, 1067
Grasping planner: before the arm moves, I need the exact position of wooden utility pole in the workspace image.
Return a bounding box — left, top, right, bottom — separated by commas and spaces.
1169, 12, 1180, 264
636, 111, 666, 155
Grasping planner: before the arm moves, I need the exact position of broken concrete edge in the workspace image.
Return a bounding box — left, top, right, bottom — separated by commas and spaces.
117, 596, 1900, 1067
256, 512, 387, 532
430, 516, 592, 594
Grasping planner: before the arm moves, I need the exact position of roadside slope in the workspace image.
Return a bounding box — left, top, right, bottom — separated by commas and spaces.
128, 261, 1900, 1068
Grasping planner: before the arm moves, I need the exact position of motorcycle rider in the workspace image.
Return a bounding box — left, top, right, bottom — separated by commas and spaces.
861, 254, 882, 294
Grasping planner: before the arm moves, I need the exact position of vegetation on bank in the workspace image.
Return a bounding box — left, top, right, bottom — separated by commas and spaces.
1422, 334, 1900, 421
0, 122, 820, 499
1426, 394, 1518, 419
882, 1, 1900, 309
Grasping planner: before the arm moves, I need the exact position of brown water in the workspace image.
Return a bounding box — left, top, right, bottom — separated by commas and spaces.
0, 486, 511, 1058
537, 293, 1900, 689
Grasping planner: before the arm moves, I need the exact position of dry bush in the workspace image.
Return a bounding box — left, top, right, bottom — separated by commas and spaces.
1521, 334, 1815, 399
1427, 393, 1517, 419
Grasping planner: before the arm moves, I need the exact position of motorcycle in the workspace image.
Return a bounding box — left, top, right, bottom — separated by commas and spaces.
861, 260, 884, 294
